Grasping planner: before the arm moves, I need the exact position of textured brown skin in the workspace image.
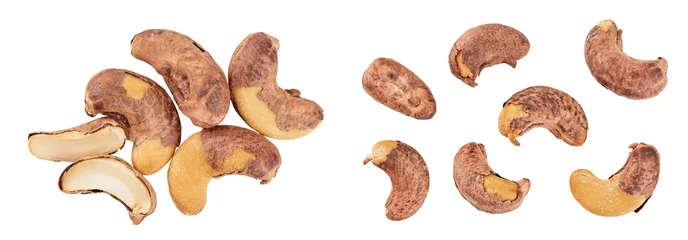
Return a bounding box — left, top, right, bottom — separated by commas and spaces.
503, 86, 588, 146
365, 141, 429, 221
58, 155, 157, 225
200, 125, 281, 184
612, 143, 660, 212
453, 142, 530, 214
362, 58, 436, 119
84, 69, 182, 156
28, 117, 124, 160
131, 29, 231, 128
584, 20, 668, 100
449, 23, 530, 87
228, 32, 324, 132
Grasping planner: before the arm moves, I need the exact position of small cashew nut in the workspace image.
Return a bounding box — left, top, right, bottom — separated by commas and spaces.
228, 32, 324, 140
362, 57, 437, 120
584, 19, 668, 100
454, 142, 530, 214
449, 23, 530, 87
84, 69, 182, 175
131, 29, 232, 128
363, 140, 429, 221
570, 142, 660, 217
167, 125, 281, 216
498, 86, 588, 147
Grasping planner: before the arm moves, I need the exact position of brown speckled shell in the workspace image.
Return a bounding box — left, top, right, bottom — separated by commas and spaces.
84, 69, 182, 149
200, 125, 281, 184
503, 86, 588, 146
449, 23, 530, 87
228, 32, 324, 132
131, 29, 231, 128
612, 143, 660, 198
584, 21, 668, 100
370, 141, 429, 221
453, 142, 530, 214
362, 58, 437, 120
28, 117, 121, 140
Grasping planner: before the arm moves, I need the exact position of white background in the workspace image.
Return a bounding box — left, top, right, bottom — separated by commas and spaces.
1, 0, 686, 239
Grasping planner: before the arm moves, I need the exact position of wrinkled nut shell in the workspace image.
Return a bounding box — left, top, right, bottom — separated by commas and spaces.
362, 57, 437, 119
228, 32, 323, 140
499, 85, 588, 147
364, 140, 429, 221
584, 19, 668, 100
454, 142, 530, 214
131, 29, 231, 128
570, 143, 660, 217
449, 23, 530, 87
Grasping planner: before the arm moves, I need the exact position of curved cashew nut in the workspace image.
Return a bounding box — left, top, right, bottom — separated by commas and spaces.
454, 142, 530, 214
84, 69, 182, 175
570, 142, 660, 217
498, 86, 588, 146
584, 19, 668, 100
364, 140, 429, 220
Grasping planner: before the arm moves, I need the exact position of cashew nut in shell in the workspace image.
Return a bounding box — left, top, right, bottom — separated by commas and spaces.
228, 32, 324, 140
131, 29, 231, 128
570, 143, 660, 217
58, 155, 157, 225
167, 125, 281, 216
28, 117, 125, 162
84, 69, 182, 175
362, 57, 437, 119
498, 86, 588, 147
584, 19, 668, 100
454, 142, 530, 214
449, 23, 530, 87
364, 140, 429, 221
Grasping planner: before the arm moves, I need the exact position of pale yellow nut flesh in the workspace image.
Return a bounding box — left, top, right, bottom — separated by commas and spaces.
483, 175, 518, 201
597, 19, 614, 32
120, 73, 151, 100
570, 169, 647, 217
363, 140, 399, 165
232, 86, 319, 140
498, 104, 528, 146
28, 126, 126, 162
455, 51, 474, 78
132, 137, 175, 175
167, 133, 256, 216
59, 156, 155, 225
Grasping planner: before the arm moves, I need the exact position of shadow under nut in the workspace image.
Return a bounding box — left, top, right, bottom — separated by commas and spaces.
584, 19, 668, 100
364, 140, 429, 220
499, 86, 588, 147
131, 29, 231, 128
454, 142, 530, 214
362, 57, 436, 120
449, 23, 530, 87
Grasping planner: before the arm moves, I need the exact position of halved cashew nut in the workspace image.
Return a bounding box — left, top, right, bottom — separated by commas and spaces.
28, 117, 125, 162
584, 19, 668, 100
228, 32, 324, 140
364, 140, 429, 221
498, 86, 588, 146
58, 155, 156, 225
449, 23, 530, 87
167, 125, 281, 216
454, 142, 530, 214
84, 69, 182, 175
131, 29, 231, 128
570, 142, 660, 217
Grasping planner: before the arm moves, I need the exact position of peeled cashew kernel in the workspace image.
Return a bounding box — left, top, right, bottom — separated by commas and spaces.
167, 125, 281, 216
499, 86, 588, 147
449, 23, 530, 87
570, 143, 660, 217
85, 69, 182, 175
454, 142, 530, 214
228, 32, 323, 140
362, 57, 437, 120
584, 19, 668, 100
58, 155, 156, 225
364, 140, 429, 221
131, 29, 231, 128
28, 117, 125, 162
